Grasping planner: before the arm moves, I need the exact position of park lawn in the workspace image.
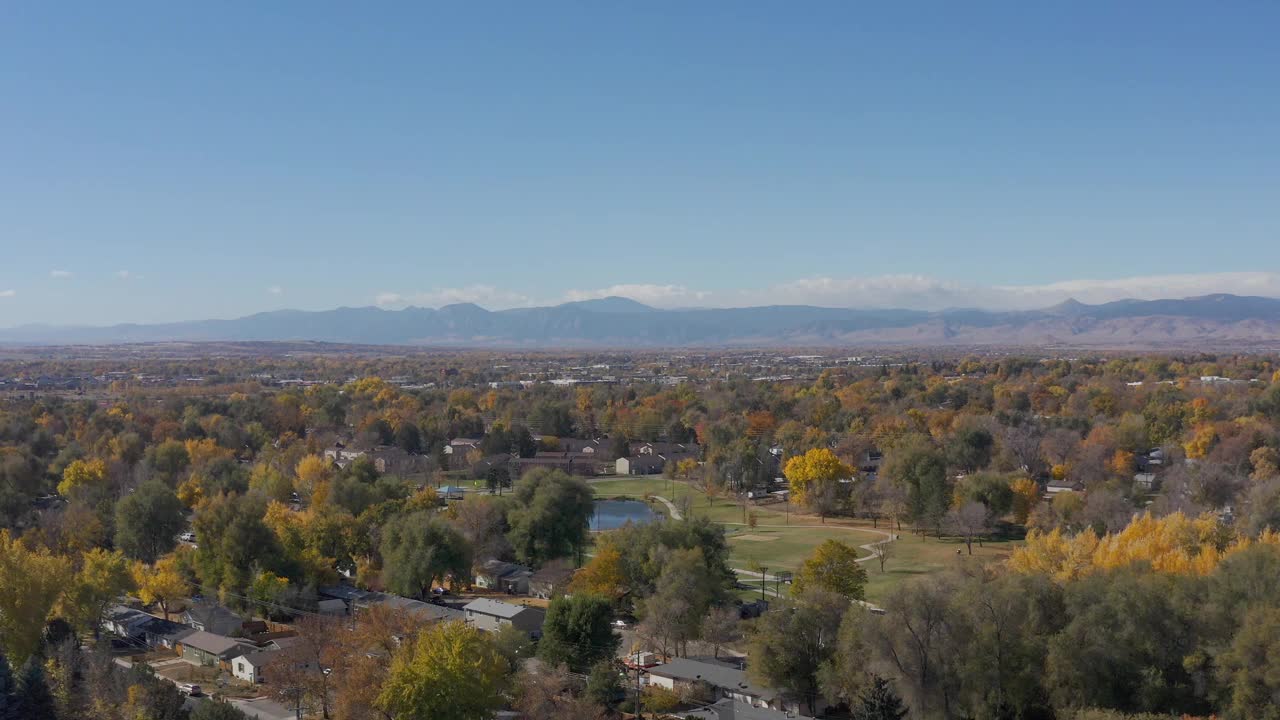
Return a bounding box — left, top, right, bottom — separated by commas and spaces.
860, 531, 1019, 604
722, 524, 880, 573
589, 475, 1019, 603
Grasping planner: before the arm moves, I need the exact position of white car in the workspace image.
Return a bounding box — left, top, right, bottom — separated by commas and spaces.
179, 532, 196, 543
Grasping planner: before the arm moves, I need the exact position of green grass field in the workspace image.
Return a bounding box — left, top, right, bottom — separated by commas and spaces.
590, 475, 1019, 604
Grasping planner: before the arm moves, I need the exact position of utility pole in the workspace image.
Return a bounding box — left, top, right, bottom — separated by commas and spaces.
633, 649, 645, 720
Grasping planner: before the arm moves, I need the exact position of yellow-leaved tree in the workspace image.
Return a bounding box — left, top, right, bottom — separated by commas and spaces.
0, 530, 72, 662
1009, 512, 1277, 581
57, 458, 108, 498
1009, 476, 1041, 525
133, 553, 188, 620
295, 454, 333, 502
791, 539, 867, 601
784, 448, 851, 508
377, 621, 506, 720
60, 547, 135, 635
569, 543, 626, 600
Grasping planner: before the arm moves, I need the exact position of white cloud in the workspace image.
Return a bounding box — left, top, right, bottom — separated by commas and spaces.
571, 272, 1280, 311
268, 285, 284, 295
562, 284, 711, 307
373, 272, 1280, 313
0, 289, 14, 298
375, 285, 533, 309
116, 270, 137, 280
50, 270, 72, 279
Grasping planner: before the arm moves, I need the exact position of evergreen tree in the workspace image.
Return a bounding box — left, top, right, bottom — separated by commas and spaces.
853, 676, 908, 720
16, 659, 58, 720
0, 651, 17, 720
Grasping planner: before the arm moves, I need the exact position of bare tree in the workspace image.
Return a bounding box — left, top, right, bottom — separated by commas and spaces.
947, 501, 991, 555
699, 606, 742, 658
871, 537, 893, 573
271, 615, 342, 719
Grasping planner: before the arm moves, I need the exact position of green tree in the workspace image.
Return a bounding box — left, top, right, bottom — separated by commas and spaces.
792, 539, 868, 601
380, 512, 471, 599
640, 547, 717, 657
853, 676, 909, 720
747, 591, 847, 716
538, 594, 619, 672
883, 435, 950, 535
191, 700, 249, 720
585, 659, 623, 708
16, 659, 56, 720
377, 621, 505, 720
0, 650, 17, 720
506, 469, 594, 565
1217, 605, 1280, 720
115, 480, 185, 563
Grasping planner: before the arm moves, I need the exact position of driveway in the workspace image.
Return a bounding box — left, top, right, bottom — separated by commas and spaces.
228, 697, 297, 720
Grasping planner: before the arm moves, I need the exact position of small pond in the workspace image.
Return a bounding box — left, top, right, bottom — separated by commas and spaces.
592, 499, 658, 530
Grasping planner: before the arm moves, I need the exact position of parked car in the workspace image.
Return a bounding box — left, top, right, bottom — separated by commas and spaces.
179, 531, 196, 543
178, 684, 202, 697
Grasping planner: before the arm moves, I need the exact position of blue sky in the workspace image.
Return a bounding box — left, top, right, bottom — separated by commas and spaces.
2, 2, 1278, 325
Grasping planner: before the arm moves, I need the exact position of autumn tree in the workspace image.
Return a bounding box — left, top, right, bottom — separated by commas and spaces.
60, 548, 134, 636
785, 448, 852, 518
0, 531, 71, 663
133, 554, 188, 621
377, 621, 506, 720
57, 458, 108, 499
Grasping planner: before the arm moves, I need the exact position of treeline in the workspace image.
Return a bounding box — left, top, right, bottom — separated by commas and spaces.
774, 513, 1280, 720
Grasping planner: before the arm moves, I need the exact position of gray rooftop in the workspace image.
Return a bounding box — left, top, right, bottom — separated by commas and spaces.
180, 630, 247, 656
647, 657, 779, 703
463, 598, 533, 619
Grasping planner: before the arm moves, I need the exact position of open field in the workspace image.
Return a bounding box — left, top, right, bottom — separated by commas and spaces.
590, 475, 1019, 603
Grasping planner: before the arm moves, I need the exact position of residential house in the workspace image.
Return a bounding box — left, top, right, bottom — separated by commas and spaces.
474, 559, 533, 594
630, 441, 701, 457
512, 452, 604, 478
1134, 472, 1158, 492
316, 598, 348, 616
1046, 478, 1084, 495
463, 598, 544, 636
318, 585, 465, 624
558, 438, 607, 456
528, 566, 576, 600
177, 630, 253, 667
230, 643, 318, 684
183, 603, 244, 636
616, 454, 664, 475
103, 605, 193, 650
231, 649, 283, 684
616, 453, 674, 476
684, 699, 799, 720
645, 657, 811, 717
324, 444, 422, 475
444, 438, 483, 456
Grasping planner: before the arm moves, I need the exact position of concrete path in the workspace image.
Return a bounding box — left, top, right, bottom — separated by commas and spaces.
649, 494, 683, 520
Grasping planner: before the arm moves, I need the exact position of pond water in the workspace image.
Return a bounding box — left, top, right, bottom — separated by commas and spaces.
592, 499, 658, 530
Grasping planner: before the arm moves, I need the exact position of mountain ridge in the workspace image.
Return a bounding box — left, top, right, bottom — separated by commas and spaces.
4, 294, 1280, 348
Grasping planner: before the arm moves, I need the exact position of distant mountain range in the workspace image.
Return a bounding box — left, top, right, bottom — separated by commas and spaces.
5, 294, 1280, 348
